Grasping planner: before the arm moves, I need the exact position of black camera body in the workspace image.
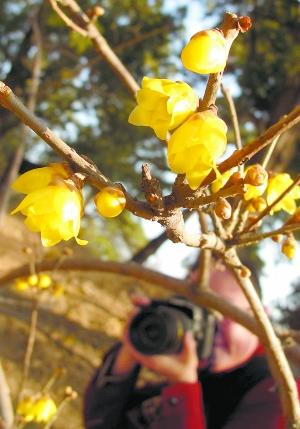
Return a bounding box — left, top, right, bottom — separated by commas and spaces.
128, 297, 216, 360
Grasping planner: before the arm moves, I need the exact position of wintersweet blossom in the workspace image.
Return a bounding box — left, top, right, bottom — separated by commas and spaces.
181, 29, 227, 74
266, 173, 300, 214
17, 395, 57, 423
167, 110, 227, 190
128, 77, 198, 140
11, 164, 87, 247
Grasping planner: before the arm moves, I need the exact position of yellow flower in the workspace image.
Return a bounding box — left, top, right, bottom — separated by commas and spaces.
128, 77, 198, 140
11, 165, 87, 247
17, 397, 36, 422
211, 170, 233, 193
31, 396, 57, 423
282, 235, 297, 259
14, 277, 30, 291
94, 186, 126, 218
181, 29, 227, 74
266, 173, 300, 214
37, 273, 53, 289
167, 111, 227, 190
11, 163, 71, 194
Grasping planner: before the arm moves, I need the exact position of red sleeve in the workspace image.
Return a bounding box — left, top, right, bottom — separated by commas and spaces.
150, 382, 206, 429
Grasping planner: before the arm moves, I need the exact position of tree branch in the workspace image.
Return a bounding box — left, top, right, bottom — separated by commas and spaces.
48, 0, 139, 97
1, 257, 300, 366
201, 104, 300, 186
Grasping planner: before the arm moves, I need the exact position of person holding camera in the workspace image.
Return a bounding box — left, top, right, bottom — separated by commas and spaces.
83, 263, 300, 429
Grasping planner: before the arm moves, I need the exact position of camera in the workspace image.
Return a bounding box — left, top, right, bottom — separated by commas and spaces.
128, 296, 216, 359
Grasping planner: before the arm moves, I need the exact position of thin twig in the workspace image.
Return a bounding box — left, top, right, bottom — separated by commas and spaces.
48, 0, 139, 97
229, 223, 300, 247
262, 135, 280, 169
17, 299, 39, 404
221, 84, 243, 151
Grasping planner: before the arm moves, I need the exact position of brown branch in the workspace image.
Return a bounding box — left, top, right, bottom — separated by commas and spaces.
230, 223, 300, 248
0, 257, 299, 364
201, 104, 300, 186
0, 258, 260, 336
225, 249, 300, 428
48, 0, 88, 36
0, 81, 155, 221
48, 0, 139, 97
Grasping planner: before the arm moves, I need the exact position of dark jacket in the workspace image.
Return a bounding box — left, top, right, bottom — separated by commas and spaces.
84, 343, 299, 429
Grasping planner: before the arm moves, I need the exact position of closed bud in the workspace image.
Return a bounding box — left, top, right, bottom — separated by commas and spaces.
240, 266, 251, 278
271, 234, 283, 243
251, 197, 267, 212
225, 171, 244, 187
181, 29, 227, 74
94, 186, 126, 218
282, 235, 297, 259
244, 164, 268, 186
27, 274, 39, 287
215, 197, 232, 219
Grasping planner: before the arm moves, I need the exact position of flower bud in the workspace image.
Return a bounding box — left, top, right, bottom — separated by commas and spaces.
281, 235, 297, 259
271, 234, 283, 243
37, 273, 52, 289
240, 266, 251, 278
225, 171, 244, 187
94, 186, 126, 218
27, 274, 39, 287
244, 164, 268, 186
181, 29, 227, 74
251, 197, 267, 212
215, 197, 232, 219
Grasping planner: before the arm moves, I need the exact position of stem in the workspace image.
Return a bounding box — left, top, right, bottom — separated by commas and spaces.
221, 84, 243, 151
17, 300, 39, 404
48, 0, 139, 97
262, 135, 280, 169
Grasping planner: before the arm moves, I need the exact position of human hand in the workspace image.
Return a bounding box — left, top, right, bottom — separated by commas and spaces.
112, 296, 199, 384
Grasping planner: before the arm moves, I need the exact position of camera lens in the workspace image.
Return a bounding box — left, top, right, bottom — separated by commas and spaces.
129, 307, 191, 355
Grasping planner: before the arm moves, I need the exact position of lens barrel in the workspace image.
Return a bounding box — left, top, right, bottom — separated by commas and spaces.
129, 306, 192, 355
